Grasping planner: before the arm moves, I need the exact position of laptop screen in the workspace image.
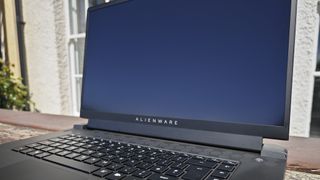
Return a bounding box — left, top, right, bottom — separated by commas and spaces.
81, 0, 293, 135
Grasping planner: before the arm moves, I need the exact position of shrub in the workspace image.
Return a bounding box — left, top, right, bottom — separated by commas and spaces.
0, 58, 34, 111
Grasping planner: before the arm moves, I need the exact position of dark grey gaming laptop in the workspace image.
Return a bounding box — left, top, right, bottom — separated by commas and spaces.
0, 0, 296, 179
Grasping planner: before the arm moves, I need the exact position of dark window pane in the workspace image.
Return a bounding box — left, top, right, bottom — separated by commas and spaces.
317, 28, 320, 71
311, 77, 320, 137
312, 77, 320, 116
317, 55, 320, 71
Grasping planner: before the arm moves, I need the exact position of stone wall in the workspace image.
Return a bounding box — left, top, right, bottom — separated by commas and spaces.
290, 0, 319, 137
22, 0, 72, 115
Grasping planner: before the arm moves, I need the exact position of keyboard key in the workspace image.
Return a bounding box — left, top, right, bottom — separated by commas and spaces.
107, 163, 123, 170
223, 160, 239, 166
35, 152, 51, 158
124, 159, 140, 167
183, 165, 210, 180
144, 156, 159, 163
103, 154, 116, 160
109, 150, 124, 156
132, 154, 146, 161
148, 173, 178, 180
160, 154, 174, 160
132, 170, 152, 178
65, 152, 80, 159
34, 145, 47, 150
12, 146, 28, 152
150, 165, 167, 173
148, 151, 162, 157
50, 143, 62, 147
171, 156, 188, 162
211, 170, 230, 179
58, 144, 69, 149
38, 140, 54, 146
92, 152, 105, 158
90, 145, 103, 151
82, 144, 93, 149
92, 168, 112, 177
99, 148, 113, 153
113, 156, 127, 163
171, 162, 188, 170
75, 155, 90, 161
66, 141, 77, 145
186, 158, 217, 168
217, 164, 235, 172
207, 159, 222, 163
106, 172, 126, 180
66, 136, 77, 140
73, 147, 86, 153
119, 166, 138, 174
82, 150, 95, 155
21, 148, 34, 154
157, 159, 172, 167
84, 157, 100, 164
122, 152, 135, 157
60, 139, 70, 144
27, 150, 43, 156
65, 146, 77, 151
95, 160, 111, 167
44, 155, 99, 173
26, 143, 40, 148
57, 150, 71, 156
41, 147, 54, 152
49, 149, 62, 154
136, 162, 153, 170
165, 168, 184, 177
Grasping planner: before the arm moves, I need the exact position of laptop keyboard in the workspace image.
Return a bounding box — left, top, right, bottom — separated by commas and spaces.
12, 134, 239, 180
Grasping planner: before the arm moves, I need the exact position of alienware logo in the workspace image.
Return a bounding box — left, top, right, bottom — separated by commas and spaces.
135, 117, 178, 126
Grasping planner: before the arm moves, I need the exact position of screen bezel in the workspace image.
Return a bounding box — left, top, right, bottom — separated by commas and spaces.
80, 0, 297, 140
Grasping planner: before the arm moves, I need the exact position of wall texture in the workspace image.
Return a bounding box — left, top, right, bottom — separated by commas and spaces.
290, 0, 319, 137
22, 0, 72, 115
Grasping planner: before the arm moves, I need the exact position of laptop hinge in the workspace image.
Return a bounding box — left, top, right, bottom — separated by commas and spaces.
203, 133, 263, 152
260, 144, 287, 160
75, 122, 263, 152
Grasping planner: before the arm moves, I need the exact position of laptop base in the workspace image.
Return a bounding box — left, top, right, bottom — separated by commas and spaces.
0, 128, 287, 180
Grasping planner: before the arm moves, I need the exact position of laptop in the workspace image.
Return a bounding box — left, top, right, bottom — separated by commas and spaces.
0, 0, 296, 179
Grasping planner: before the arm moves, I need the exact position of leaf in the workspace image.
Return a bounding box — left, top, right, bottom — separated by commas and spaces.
0, 58, 35, 111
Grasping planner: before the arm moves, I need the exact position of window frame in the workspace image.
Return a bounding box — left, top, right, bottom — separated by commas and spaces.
65, 0, 89, 115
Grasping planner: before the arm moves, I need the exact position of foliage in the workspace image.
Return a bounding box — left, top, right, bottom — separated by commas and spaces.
0, 58, 34, 111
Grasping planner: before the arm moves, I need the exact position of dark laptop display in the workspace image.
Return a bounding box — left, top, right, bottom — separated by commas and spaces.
1, 0, 296, 179
81, 0, 294, 139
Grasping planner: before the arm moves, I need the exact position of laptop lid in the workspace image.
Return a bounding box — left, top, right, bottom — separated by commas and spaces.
80, 0, 296, 145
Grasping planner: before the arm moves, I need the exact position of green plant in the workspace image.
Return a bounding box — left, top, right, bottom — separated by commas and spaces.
0, 58, 34, 111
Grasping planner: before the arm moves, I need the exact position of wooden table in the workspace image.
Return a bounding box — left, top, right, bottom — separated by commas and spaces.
0, 109, 319, 179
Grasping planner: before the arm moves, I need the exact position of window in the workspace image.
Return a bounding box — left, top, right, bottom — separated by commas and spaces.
67, 0, 107, 115
311, 28, 320, 137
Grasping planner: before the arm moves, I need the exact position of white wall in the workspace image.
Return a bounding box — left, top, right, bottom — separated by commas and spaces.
22, 0, 72, 115
290, 0, 319, 137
